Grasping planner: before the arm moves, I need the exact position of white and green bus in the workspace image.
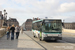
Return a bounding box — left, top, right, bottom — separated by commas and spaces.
32, 19, 62, 41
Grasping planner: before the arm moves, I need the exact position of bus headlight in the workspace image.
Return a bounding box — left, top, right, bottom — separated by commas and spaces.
42, 33, 47, 37
58, 34, 62, 37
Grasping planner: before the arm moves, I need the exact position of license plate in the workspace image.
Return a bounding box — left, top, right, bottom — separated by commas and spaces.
51, 38, 55, 40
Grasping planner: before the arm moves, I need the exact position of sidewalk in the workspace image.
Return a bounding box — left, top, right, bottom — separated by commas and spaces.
0, 33, 44, 50
62, 28, 75, 33
62, 32, 75, 37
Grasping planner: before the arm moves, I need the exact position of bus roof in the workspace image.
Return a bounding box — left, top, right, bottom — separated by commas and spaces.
43, 19, 61, 20
32, 19, 43, 23
32, 19, 62, 23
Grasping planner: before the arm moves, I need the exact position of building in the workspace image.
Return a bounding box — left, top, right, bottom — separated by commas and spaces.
25, 19, 32, 31
0, 11, 4, 28
63, 22, 75, 29
0, 20, 3, 28
0, 11, 19, 27
7, 18, 19, 27
33, 17, 40, 21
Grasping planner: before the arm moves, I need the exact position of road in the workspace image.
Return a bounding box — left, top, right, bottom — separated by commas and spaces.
24, 31, 75, 50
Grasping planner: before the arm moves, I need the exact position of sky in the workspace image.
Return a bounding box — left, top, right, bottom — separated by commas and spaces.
0, 0, 75, 25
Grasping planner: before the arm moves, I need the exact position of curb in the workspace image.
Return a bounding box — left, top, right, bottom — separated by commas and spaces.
24, 32, 47, 50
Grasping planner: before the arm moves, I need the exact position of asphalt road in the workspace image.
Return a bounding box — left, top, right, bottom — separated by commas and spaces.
23, 31, 75, 50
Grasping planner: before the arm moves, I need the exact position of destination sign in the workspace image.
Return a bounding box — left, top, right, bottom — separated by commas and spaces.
45, 20, 61, 23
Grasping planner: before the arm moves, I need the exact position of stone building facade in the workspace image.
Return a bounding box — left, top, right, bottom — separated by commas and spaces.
0, 20, 3, 28
7, 18, 19, 27
0, 11, 3, 28
0, 11, 19, 28
25, 19, 32, 31
63, 23, 75, 29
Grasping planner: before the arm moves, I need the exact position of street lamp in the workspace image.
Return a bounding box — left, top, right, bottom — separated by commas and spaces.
63, 20, 65, 28
3, 9, 7, 26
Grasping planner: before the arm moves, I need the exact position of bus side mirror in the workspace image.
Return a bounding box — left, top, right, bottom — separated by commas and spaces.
42, 22, 44, 25
42, 22, 43, 25
41, 24, 42, 25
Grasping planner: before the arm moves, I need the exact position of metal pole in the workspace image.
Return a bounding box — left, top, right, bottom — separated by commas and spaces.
63, 20, 65, 28
3, 9, 7, 26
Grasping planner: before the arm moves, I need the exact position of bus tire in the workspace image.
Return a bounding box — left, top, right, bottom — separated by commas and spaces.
33, 33, 35, 38
38, 34, 41, 41
34, 35, 35, 38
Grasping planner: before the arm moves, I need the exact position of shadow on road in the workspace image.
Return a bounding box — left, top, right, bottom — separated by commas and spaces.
45, 36, 75, 44
62, 37, 75, 43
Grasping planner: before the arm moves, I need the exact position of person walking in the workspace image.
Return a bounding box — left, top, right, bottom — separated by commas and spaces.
15, 25, 20, 39
6, 26, 10, 40
10, 24, 15, 40
20, 27, 23, 34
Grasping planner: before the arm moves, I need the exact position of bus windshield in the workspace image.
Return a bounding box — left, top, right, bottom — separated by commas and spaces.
42, 22, 62, 32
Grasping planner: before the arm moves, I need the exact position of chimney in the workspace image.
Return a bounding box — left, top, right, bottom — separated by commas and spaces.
33, 17, 34, 20
37, 17, 39, 20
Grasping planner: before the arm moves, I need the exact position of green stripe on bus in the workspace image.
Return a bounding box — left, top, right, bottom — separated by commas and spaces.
33, 19, 43, 23
40, 32, 42, 37
43, 32, 61, 34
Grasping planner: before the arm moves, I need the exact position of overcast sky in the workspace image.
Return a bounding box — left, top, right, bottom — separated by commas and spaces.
0, 0, 75, 25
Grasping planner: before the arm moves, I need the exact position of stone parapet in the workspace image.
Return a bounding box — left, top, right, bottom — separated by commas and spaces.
0, 28, 6, 38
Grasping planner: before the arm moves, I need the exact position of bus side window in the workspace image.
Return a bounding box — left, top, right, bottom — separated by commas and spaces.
42, 20, 45, 25
42, 22, 43, 25
40, 27, 42, 31
37, 23, 40, 28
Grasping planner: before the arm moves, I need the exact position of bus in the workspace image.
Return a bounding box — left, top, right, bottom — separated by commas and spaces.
32, 19, 62, 41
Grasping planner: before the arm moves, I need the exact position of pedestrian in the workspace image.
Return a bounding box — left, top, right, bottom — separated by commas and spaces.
10, 24, 15, 40
6, 26, 10, 40
20, 27, 23, 34
15, 25, 20, 39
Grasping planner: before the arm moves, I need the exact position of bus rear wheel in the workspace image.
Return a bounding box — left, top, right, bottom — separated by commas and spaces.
33, 33, 36, 38
38, 34, 41, 41
34, 35, 35, 37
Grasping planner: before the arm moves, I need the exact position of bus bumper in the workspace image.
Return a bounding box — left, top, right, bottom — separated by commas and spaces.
43, 37, 62, 40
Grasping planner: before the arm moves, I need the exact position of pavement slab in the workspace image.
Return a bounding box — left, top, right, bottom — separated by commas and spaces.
0, 33, 44, 50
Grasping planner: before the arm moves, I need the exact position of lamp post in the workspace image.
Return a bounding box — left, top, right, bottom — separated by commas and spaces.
63, 20, 65, 28
3, 9, 7, 26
